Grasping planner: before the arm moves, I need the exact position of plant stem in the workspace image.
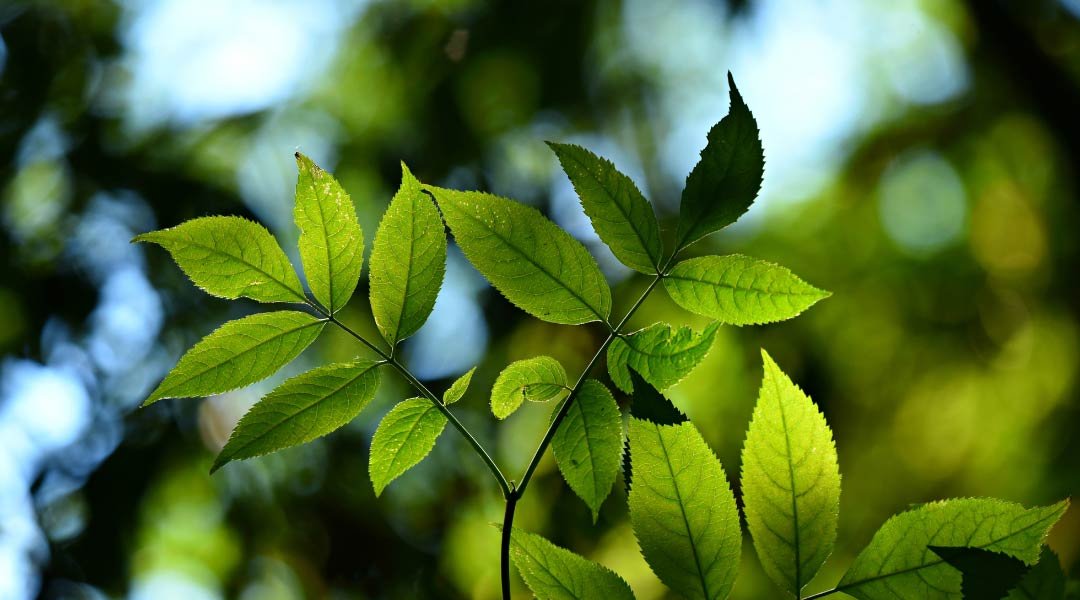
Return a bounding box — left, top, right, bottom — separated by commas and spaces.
307, 301, 512, 498
501, 492, 518, 599
802, 588, 840, 599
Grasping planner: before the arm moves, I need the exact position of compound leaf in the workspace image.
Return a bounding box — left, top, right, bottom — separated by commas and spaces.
837, 498, 1069, 600
134, 216, 305, 304
1007, 547, 1066, 600
212, 358, 381, 472
369, 397, 447, 495
607, 322, 719, 393
369, 163, 446, 344
929, 546, 1030, 600
548, 142, 663, 274
443, 367, 476, 405
294, 153, 365, 313
664, 255, 829, 326
509, 528, 635, 600
552, 379, 623, 521
740, 350, 840, 596
675, 73, 763, 249
145, 311, 325, 405
426, 185, 611, 325
491, 356, 568, 419
628, 383, 741, 600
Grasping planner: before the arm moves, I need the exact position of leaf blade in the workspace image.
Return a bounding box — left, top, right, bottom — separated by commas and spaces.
1006, 547, 1066, 600
607, 322, 719, 393
552, 379, 623, 521
369, 163, 447, 344
509, 528, 635, 600
491, 356, 568, 419
369, 397, 448, 495
134, 216, 305, 303
443, 367, 476, 405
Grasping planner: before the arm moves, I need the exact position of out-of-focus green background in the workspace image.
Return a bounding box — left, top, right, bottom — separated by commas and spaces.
1, 0, 1078, 598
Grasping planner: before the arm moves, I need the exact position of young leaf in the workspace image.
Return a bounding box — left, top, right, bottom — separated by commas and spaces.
134, 216, 305, 304
425, 185, 612, 325
552, 379, 622, 521
548, 142, 663, 274
211, 359, 381, 472
294, 153, 365, 314
929, 546, 1030, 600
628, 378, 740, 600
607, 322, 719, 393
675, 73, 763, 249
837, 498, 1069, 600
490, 356, 568, 419
664, 255, 829, 326
740, 350, 840, 596
369, 163, 447, 344
144, 311, 325, 405
443, 366, 476, 405
369, 397, 448, 496
1007, 547, 1066, 600
508, 528, 635, 600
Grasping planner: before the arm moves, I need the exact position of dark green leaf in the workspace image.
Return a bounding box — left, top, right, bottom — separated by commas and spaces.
930, 546, 1030, 600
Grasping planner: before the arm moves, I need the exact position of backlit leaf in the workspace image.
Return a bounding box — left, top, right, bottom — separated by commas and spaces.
509, 528, 635, 600
929, 546, 1030, 600
607, 322, 719, 393
443, 367, 476, 405
490, 356, 568, 419
552, 379, 622, 521
369, 397, 447, 495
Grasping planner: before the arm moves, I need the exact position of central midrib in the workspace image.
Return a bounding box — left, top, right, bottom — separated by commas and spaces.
655, 424, 713, 599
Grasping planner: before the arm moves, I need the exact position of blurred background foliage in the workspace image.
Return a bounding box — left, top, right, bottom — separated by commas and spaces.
1, 0, 1079, 598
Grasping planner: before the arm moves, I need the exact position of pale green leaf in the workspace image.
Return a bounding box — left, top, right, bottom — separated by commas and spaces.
134, 216, 305, 303
509, 528, 635, 600
425, 185, 612, 325
369, 163, 446, 344
443, 367, 476, 405
369, 397, 448, 496
837, 498, 1069, 600
548, 142, 663, 274
1007, 547, 1066, 600
607, 322, 719, 393
675, 73, 764, 249
212, 359, 381, 472
491, 356, 568, 419
145, 311, 325, 405
664, 255, 829, 326
628, 409, 741, 599
552, 379, 622, 521
740, 349, 840, 596
294, 153, 365, 313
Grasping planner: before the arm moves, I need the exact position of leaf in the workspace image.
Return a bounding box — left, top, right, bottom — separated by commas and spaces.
294, 153, 365, 313
837, 498, 1069, 600
425, 185, 612, 325
664, 255, 829, 326
368, 397, 448, 495
627, 383, 741, 600
508, 528, 635, 600
1007, 547, 1066, 600
607, 322, 719, 393
212, 359, 381, 472
548, 142, 663, 274
443, 367, 476, 405
134, 216, 305, 304
740, 350, 840, 596
552, 379, 623, 521
144, 311, 325, 405
929, 546, 1030, 600
627, 370, 687, 426
490, 356, 568, 419
369, 163, 447, 344
675, 73, 764, 249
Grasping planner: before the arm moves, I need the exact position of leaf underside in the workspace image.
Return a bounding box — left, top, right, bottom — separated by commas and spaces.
490, 356, 568, 419
369, 397, 448, 495
607, 322, 719, 393
552, 379, 623, 521
509, 528, 635, 600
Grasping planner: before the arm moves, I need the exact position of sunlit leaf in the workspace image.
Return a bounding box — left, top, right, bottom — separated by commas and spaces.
607, 322, 718, 393
552, 379, 622, 521
490, 356, 568, 419
929, 546, 1030, 600
369, 397, 447, 495
443, 366, 476, 405
509, 528, 635, 600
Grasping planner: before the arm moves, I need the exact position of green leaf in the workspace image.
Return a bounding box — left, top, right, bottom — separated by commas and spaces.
134, 216, 305, 303
294, 153, 365, 313
627, 389, 741, 599
929, 546, 1030, 600
675, 73, 763, 249
628, 370, 687, 427
607, 322, 719, 393
443, 366, 476, 405
369, 163, 447, 344
552, 379, 623, 521
425, 185, 612, 325
145, 311, 325, 405
212, 359, 381, 472
509, 528, 635, 600
837, 499, 1069, 600
1007, 547, 1066, 600
740, 350, 840, 596
548, 142, 663, 274
664, 255, 829, 326
490, 356, 568, 419
369, 397, 448, 496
